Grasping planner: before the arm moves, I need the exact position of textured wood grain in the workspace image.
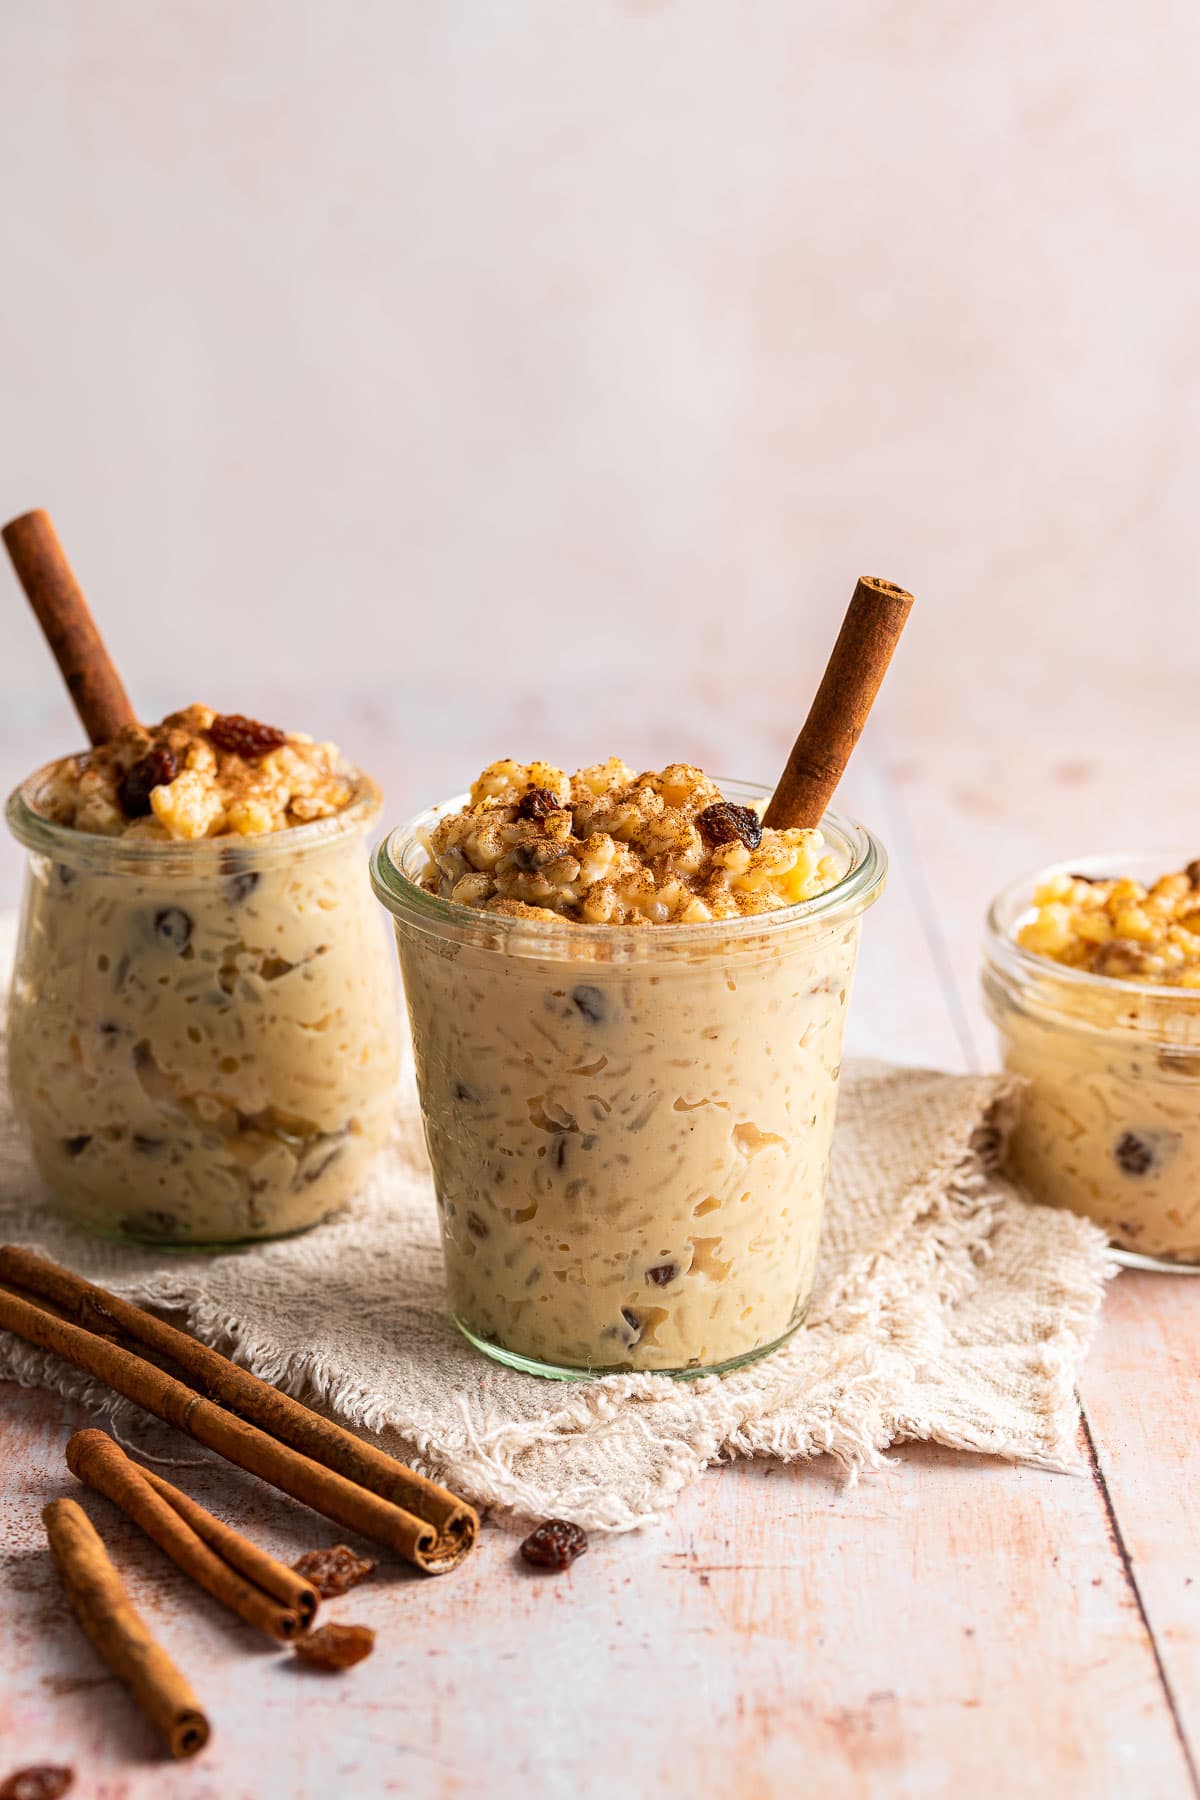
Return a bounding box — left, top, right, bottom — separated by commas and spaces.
0, 1383, 1191, 1800
1, 696, 1198, 1796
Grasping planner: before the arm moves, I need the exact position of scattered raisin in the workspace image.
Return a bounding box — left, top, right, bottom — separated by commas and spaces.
1187, 860, 1200, 888
466, 1211, 490, 1239
61, 1135, 91, 1158
519, 1519, 588, 1571
153, 907, 193, 952
571, 985, 606, 1023
1115, 1131, 1155, 1176
696, 802, 763, 851
117, 747, 177, 819
647, 1263, 679, 1286
293, 1545, 377, 1598
517, 787, 564, 822
0, 1771, 74, 1800
620, 1306, 644, 1344
208, 713, 287, 760
293, 1622, 375, 1670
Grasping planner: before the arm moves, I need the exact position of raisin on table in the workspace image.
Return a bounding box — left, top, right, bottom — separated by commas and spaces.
293, 1544, 377, 1598
293, 1623, 376, 1670
0, 1770, 75, 1800
520, 1519, 588, 1571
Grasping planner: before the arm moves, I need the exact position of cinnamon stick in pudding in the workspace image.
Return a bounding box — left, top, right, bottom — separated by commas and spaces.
43, 1498, 209, 1759
764, 576, 913, 830
1, 509, 137, 745
66, 1431, 316, 1641
0, 1245, 476, 1573
0, 1254, 475, 1574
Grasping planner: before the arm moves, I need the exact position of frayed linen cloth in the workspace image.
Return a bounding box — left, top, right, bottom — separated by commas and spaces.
0, 917, 1112, 1531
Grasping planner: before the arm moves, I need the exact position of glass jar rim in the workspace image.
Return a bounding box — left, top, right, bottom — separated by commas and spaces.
984, 850, 1200, 1010
371, 780, 886, 954
6, 758, 382, 873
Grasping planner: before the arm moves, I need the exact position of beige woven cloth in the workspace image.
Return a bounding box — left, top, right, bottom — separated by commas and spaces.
0, 921, 1112, 1529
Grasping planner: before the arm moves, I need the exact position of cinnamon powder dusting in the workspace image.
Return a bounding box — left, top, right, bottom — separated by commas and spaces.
420, 759, 837, 925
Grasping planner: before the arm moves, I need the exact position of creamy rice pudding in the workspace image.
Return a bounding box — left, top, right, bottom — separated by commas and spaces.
6, 709, 400, 1244
374, 762, 886, 1375
985, 857, 1200, 1267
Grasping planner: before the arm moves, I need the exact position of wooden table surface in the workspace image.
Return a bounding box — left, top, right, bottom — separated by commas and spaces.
1, 665, 1198, 1800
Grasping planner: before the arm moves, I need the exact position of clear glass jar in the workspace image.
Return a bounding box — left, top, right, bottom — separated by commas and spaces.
6, 764, 401, 1246
984, 852, 1200, 1272
371, 783, 886, 1377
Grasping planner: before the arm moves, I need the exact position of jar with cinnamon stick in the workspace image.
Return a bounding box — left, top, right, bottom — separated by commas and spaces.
6, 737, 400, 1245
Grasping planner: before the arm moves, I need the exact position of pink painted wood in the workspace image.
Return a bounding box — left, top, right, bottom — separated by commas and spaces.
1, 687, 1198, 1797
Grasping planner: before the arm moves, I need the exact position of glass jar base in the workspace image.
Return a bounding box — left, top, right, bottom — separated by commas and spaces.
54, 1214, 335, 1253
1112, 1246, 1200, 1275
453, 1311, 807, 1381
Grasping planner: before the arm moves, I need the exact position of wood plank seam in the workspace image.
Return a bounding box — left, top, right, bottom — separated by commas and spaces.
1079, 1405, 1200, 1796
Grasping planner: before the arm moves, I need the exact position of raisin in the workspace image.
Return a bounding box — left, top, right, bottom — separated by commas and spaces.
1093, 940, 1147, 978
293, 1545, 377, 1598
466, 1211, 490, 1239
153, 907, 193, 952
225, 870, 260, 905
0, 1770, 75, 1800
571, 985, 606, 1023
647, 1262, 679, 1286
117, 747, 177, 819
208, 713, 287, 760
697, 801, 763, 850
295, 1145, 343, 1189
620, 1306, 644, 1344
293, 1622, 375, 1670
517, 787, 564, 822
453, 1080, 477, 1104
1115, 1131, 1155, 1176
1187, 860, 1200, 888
519, 1519, 588, 1571
50, 864, 76, 893
131, 1133, 164, 1154
61, 1135, 91, 1158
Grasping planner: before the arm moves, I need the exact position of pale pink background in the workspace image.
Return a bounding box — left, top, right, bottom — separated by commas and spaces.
1, 2, 1196, 1049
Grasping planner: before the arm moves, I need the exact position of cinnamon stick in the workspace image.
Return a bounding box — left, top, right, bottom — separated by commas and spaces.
0, 1272, 469, 1574
66, 1431, 315, 1641
764, 576, 913, 830
2, 509, 137, 746
0, 1244, 476, 1572
137, 1464, 317, 1625
43, 1497, 209, 1759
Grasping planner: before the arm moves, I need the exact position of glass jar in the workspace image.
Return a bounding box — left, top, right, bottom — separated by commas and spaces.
371, 782, 886, 1377
984, 852, 1200, 1272
6, 764, 401, 1246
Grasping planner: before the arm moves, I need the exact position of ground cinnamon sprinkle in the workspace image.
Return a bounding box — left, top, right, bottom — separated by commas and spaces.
421, 759, 837, 924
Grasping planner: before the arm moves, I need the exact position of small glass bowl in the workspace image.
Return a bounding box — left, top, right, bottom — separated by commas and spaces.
6, 763, 401, 1246
372, 784, 887, 1377
983, 851, 1200, 1272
